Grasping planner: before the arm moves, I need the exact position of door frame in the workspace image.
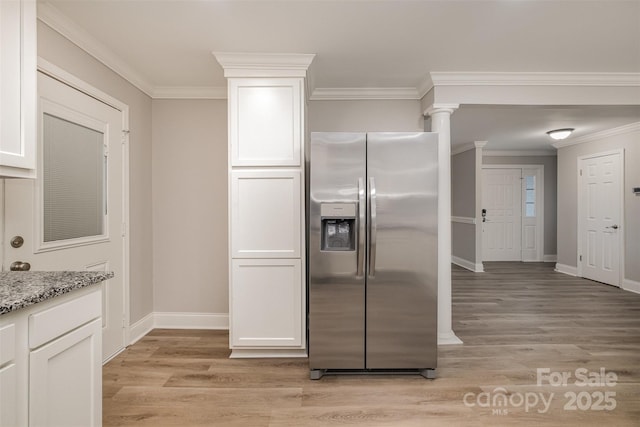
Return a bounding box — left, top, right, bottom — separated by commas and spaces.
37, 58, 132, 351
576, 149, 625, 286
481, 164, 544, 262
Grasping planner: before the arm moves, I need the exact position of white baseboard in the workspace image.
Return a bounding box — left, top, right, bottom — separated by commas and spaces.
127, 312, 229, 345
230, 348, 308, 358
452, 256, 484, 273
128, 312, 155, 345
438, 330, 463, 345
543, 254, 558, 262
154, 312, 229, 330
622, 278, 640, 295
555, 263, 578, 276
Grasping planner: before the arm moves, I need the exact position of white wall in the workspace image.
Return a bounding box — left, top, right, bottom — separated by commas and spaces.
309, 100, 424, 132
557, 125, 640, 283
38, 22, 154, 324
151, 100, 228, 314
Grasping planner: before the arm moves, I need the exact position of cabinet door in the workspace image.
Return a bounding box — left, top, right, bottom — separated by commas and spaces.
0, 364, 17, 427
231, 170, 301, 258
229, 78, 303, 167
29, 319, 101, 427
0, 0, 36, 177
231, 259, 303, 347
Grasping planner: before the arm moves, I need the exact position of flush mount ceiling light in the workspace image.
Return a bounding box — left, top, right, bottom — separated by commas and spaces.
546, 128, 574, 140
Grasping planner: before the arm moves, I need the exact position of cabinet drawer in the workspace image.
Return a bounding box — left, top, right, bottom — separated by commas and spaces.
0, 324, 16, 365
29, 289, 100, 349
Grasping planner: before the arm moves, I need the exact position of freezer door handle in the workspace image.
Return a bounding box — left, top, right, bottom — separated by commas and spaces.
357, 177, 366, 277
368, 177, 377, 278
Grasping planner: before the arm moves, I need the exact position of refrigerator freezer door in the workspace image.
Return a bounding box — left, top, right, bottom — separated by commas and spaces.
309, 132, 367, 369
365, 132, 438, 369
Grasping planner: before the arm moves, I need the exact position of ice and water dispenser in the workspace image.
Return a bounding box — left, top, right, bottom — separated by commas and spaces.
320, 203, 357, 251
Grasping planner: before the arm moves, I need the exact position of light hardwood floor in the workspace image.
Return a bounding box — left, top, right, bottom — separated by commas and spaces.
104, 263, 640, 426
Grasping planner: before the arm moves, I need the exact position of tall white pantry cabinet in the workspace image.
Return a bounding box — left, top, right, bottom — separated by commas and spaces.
215, 53, 314, 357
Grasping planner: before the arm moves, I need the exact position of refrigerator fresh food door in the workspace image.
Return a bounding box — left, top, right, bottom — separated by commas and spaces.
365, 132, 438, 369
309, 132, 367, 369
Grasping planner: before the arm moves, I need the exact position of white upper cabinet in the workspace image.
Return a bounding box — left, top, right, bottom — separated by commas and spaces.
0, 0, 36, 178
231, 170, 302, 258
229, 78, 303, 167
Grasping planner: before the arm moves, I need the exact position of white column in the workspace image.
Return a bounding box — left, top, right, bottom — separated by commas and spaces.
425, 104, 463, 345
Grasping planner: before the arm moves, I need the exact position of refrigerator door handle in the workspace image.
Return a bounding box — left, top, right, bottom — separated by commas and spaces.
357, 177, 365, 277
369, 177, 377, 278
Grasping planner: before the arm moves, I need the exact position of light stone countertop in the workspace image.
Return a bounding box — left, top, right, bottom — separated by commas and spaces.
0, 271, 114, 315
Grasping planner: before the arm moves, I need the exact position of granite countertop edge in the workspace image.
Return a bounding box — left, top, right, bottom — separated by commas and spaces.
0, 271, 114, 316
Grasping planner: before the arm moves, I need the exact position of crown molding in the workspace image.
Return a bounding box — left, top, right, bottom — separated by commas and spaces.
37, 2, 155, 97
152, 86, 227, 100
417, 75, 434, 99
474, 141, 488, 149
483, 149, 557, 157
310, 87, 420, 101
212, 52, 315, 78
451, 142, 477, 156
430, 72, 640, 87
553, 121, 640, 149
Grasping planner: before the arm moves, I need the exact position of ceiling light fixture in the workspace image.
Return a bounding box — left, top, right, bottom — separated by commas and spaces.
546, 128, 574, 140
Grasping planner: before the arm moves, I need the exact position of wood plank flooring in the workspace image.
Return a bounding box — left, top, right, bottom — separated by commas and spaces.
103, 263, 640, 426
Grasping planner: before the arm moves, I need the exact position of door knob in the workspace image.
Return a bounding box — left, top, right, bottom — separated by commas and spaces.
9, 261, 31, 271
10, 236, 24, 248
606, 225, 619, 230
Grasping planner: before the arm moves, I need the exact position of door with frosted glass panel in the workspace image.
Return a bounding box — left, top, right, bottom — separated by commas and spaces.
3, 72, 126, 361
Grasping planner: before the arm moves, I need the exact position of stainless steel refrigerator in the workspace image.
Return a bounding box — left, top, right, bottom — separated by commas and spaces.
308, 132, 438, 379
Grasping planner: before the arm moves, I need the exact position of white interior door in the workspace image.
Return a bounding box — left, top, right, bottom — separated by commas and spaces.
482, 168, 522, 261
579, 151, 622, 286
3, 72, 125, 361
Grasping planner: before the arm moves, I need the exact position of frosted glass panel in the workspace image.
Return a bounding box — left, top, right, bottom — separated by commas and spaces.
524, 175, 535, 217
43, 114, 105, 242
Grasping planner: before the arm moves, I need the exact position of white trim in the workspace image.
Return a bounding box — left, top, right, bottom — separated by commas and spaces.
128, 313, 154, 345
452, 256, 484, 273
213, 52, 315, 78
451, 142, 476, 156
423, 103, 460, 117
229, 349, 308, 358
451, 141, 487, 155
154, 312, 229, 330
483, 150, 557, 157
576, 149, 625, 287
555, 263, 578, 276
543, 254, 558, 262
430, 72, 640, 87
452, 216, 476, 225
553, 122, 640, 149
310, 87, 420, 100
36, 57, 132, 361
622, 278, 640, 295
127, 312, 230, 345
438, 331, 463, 346
37, 3, 154, 97
152, 86, 227, 100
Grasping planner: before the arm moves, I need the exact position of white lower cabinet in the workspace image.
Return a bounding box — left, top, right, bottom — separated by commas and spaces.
231, 259, 303, 349
29, 319, 101, 427
0, 364, 18, 426
0, 286, 102, 427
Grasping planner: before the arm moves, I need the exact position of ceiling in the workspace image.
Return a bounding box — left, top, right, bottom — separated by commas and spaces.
41, 0, 640, 151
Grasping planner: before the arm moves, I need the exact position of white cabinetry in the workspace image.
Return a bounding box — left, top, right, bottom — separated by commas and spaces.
0, 0, 36, 178
231, 259, 302, 348
231, 170, 301, 258
0, 286, 102, 427
0, 324, 18, 427
215, 53, 314, 357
